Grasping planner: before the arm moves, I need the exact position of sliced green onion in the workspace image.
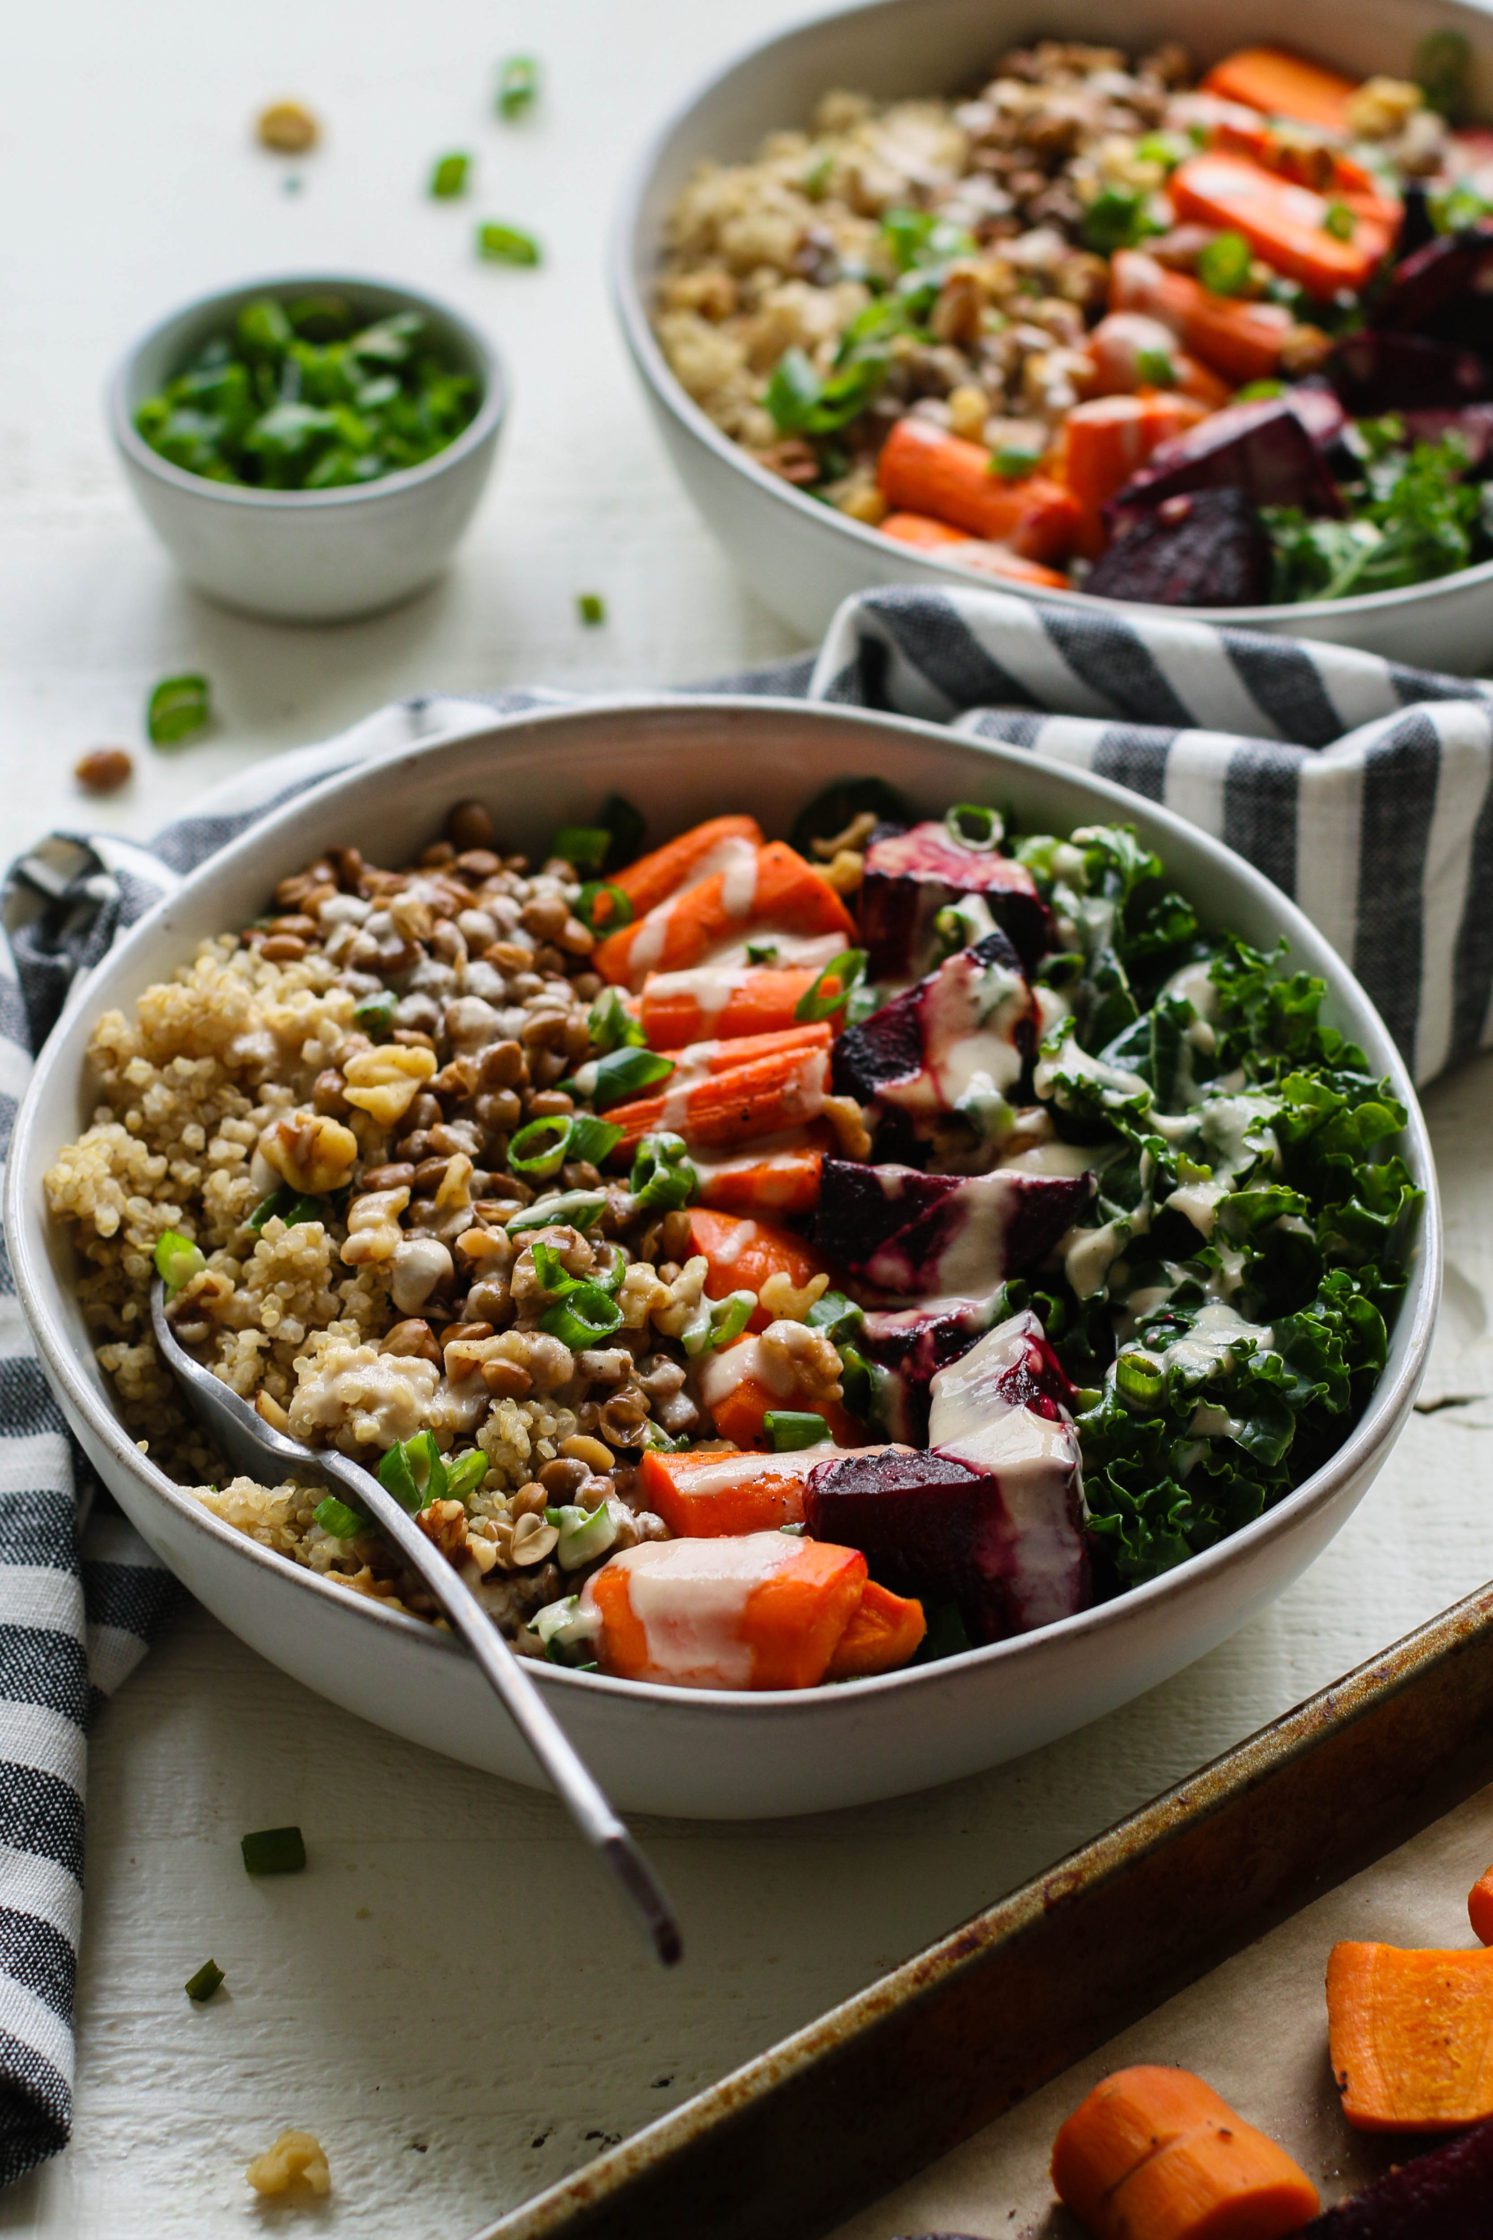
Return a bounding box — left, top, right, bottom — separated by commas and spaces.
745, 940, 779, 965
154, 1229, 205, 1292
532, 1593, 601, 1660
313, 1494, 367, 1538
805, 1289, 863, 1344
586, 1242, 626, 1296
497, 54, 539, 118
764, 1410, 828, 1452
794, 949, 866, 1023
540, 1284, 624, 1347
589, 987, 646, 1053
574, 881, 633, 935
185, 1959, 225, 2002
945, 802, 1001, 850
352, 991, 397, 1037
477, 220, 542, 266
570, 1113, 624, 1166
1135, 345, 1176, 387
682, 1290, 755, 1357
378, 1429, 447, 1511
1321, 200, 1355, 243
576, 593, 607, 626
429, 151, 471, 198
146, 674, 212, 746
1114, 1349, 1165, 1407
552, 824, 610, 873
529, 1237, 577, 1294
599, 793, 645, 865
591, 1044, 673, 1110
509, 1113, 575, 1179
1235, 378, 1285, 401
1197, 230, 1251, 297
837, 1342, 878, 1422
546, 1499, 619, 1571
444, 1449, 488, 1502
630, 1131, 697, 1210
992, 444, 1042, 480
643, 1422, 686, 1454
506, 1188, 608, 1233
241, 1826, 306, 1875
247, 1189, 325, 1232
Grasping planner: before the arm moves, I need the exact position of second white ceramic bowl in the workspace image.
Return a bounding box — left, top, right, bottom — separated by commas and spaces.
614, 0, 1493, 671
109, 272, 507, 623
5, 699, 1439, 1816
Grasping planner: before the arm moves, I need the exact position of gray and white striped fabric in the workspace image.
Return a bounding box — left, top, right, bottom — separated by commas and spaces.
0, 587, 1490, 2185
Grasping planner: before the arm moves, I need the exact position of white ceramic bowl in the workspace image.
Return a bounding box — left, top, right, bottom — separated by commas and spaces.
615, 0, 1493, 672
108, 273, 507, 623
5, 699, 1439, 1817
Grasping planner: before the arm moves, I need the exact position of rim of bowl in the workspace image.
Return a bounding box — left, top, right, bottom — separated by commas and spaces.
609, 0, 1493, 631
107, 269, 509, 512
6, 694, 1442, 1721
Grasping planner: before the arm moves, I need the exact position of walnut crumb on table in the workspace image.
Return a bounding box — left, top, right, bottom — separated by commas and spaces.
245, 2129, 331, 2199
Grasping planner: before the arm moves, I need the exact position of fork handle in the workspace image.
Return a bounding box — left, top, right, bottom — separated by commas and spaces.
318, 1451, 681, 1966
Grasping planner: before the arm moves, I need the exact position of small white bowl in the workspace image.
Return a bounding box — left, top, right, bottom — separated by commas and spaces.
5, 698, 1439, 1817
108, 272, 507, 623
614, 0, 1493, 671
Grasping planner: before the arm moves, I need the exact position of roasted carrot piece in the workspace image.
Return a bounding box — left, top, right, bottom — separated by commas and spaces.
639, 963, 830, 1047
1110, 249, 1297, 384
581, 1533, 868, 1689
684, 1208, 828, 1330
595, 839, 855, 989
1202, 46, 1356, 134
879, 512, 1071, 587
1470, 1867, 1493, 1946
602, 1038, 831, 1156
1057, 393, 1209, 557
825, 1580, 927, 1678
609, 814, 763, 919
1171, 151, 1395, 297
699, 1336, 864, 1451
1211, 115, 1403, 234
694, 1138, 827, 1217
1326, 1942, 1493, 2132
666, 1022, 833, 1082
1084, 312, 1234, 409
876, 418, 1081, 559
638, 1445, 827, 1536
1052, 2065, 1320, 2240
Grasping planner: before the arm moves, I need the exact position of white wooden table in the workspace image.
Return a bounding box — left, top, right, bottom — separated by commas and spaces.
4, 3, 1490, 2233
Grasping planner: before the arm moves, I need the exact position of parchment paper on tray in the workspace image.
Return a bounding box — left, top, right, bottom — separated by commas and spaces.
834, 1786, 1493, 2239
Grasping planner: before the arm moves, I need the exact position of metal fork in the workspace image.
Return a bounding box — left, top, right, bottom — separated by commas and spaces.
150, 1280, 681, 1965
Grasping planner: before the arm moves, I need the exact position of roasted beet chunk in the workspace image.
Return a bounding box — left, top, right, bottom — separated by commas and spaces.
1109, 394, 1345, 525
816, 1158, 1092, 1298
859, 821, 1049, 979
1085, 490, 1272, 608
1330, 329, 1490, 414
1400, 402, 1493, 471
859, 1294, 1007, 1442
832, 929, 1034, 1135
1297, 2114, 1493, 2234
805, 1311, 1089, 1641
1375, 225, 1493, 355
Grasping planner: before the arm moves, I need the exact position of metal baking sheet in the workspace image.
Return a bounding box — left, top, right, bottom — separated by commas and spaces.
479, 1580, 1493, 2240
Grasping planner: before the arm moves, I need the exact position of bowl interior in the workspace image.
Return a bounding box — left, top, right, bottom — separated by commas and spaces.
7, 698, 1439, 1712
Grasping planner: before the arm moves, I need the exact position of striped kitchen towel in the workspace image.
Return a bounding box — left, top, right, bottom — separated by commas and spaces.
2, 589, 1492, 2185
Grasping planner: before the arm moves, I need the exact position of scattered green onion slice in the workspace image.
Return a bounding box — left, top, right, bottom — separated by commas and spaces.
153, 1229, 205, 1292
945, 802, 1001, 849
805, 1288, 864, 1344
533, 1593, 599, 1659
795, 949, 866, 1023
378, 1428, 447, 1511
313, 1494, 367, 1539
1135, 345, 1176, 387
497, 54, 539, 118
576, 593, 607, 626
1115, 1349, 1165, 1408
185, 1959, 225, 2002
241, 1826, 306, 1875
1321, 200, 1356, 242
540, 1284, 624, 1348
630, 1131, 697, 1210
589, 987, 646, 1053
992, 444, 1042, 480
352, 991, 397, 1036
477, 220, 542, 266
147, 674, 212, 746
764, 1410, 829, 1452
1197, 229, 1252, 297
509, 1113, 576, 1179
429, 151, 471, 198
246, 1189, 326, 1232
575, 880, 633, 935
552, 824, 611, 873
444, 1449, 488, 1502
546, 1499, 619, 1571
599, 793, 645, 865
590, 1044, 673, 1110
682, 1290, 755, 1357
837, 1342, 880, 1424
506, 1189, 608, 1233
745, 940, 779, 965
570, 1113, 624, 1166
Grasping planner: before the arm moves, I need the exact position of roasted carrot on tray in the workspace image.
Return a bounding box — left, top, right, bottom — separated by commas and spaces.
1326, 1941, 1493, 2132
1052, 2064, 1320, 2240
1201, 45, 1357, 134
609, 813, 763, 918
595, 840, 855, 989
875, 417, 1081, 558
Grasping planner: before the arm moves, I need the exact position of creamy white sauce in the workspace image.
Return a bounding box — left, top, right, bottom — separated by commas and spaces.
665, 1444, 834, 1493
999, 1137, 1095, 1179
1156, 1299, 1273, 1380
591, 1533, 798, 1687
